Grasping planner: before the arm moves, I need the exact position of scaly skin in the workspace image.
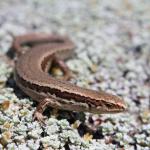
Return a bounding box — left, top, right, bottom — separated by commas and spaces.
12, 33, 126, 122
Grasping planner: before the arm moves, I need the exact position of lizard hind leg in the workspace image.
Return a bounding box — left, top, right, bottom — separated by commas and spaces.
51, 56, 74, 81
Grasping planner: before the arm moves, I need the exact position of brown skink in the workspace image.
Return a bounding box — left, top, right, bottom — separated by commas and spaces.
12, 33, 126, 122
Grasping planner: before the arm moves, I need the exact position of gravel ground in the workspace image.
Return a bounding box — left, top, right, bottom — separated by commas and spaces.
0, 0, 150, 150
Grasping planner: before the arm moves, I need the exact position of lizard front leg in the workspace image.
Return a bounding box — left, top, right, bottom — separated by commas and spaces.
33, 97, 61, 123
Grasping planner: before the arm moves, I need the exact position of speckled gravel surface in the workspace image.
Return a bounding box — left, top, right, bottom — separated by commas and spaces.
0, 0, 150, 150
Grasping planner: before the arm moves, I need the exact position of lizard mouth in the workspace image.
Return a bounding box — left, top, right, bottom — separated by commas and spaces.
91, 106, 126, 114
108, 105, 127, 113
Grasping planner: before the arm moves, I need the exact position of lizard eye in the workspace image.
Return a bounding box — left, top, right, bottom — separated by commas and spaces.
105, 103, 113, 109
88, 102, 94, 108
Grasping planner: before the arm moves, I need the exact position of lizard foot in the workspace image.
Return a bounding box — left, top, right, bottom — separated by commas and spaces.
33, 111, 46, 124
